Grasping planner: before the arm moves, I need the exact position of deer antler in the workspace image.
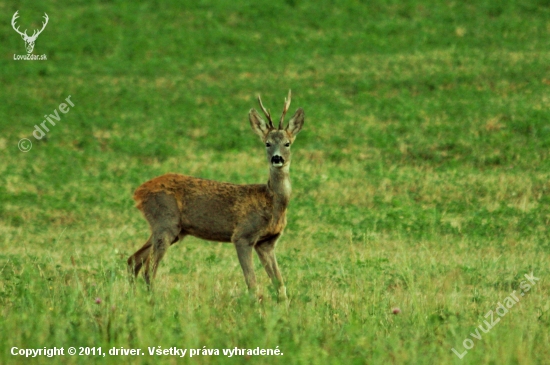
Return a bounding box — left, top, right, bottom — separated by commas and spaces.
29, 13, 49, 40
258, 95, 275, 129
11, 11, 48, 40
11, 11, 28, 38
278, 89, 291, 130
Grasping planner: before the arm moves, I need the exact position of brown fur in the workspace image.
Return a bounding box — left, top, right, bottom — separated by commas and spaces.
127, 92, 304, 301
133, 174, 286, 242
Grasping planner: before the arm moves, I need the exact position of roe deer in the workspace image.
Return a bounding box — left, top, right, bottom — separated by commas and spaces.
128, 90, 304, 301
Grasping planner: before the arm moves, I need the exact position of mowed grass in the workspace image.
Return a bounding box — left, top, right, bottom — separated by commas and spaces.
1, 0, 550, 364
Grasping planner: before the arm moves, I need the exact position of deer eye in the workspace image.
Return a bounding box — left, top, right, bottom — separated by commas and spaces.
265, 142, 271, 147
285, 142, 290, 147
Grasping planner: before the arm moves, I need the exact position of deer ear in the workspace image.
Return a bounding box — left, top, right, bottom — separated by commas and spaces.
249, 109, 270, 140
286, 108, 304, 137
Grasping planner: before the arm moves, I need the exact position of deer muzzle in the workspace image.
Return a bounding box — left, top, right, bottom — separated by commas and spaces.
271, 155, 284, 167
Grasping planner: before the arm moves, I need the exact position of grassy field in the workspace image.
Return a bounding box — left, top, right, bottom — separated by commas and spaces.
1, 0, 550, 363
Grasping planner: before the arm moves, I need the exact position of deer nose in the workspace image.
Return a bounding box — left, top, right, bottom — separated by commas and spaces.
271, 155, 284, 165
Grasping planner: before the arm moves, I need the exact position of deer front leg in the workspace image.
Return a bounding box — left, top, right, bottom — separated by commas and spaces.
255, 237, 287, 302
234, 240, 257, 296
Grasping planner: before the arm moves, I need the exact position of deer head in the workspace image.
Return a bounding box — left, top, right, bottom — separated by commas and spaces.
11, 11, 49, 54
249, 90, 305, 169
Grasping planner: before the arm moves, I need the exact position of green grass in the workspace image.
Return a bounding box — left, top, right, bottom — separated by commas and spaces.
1, 0, 550, 363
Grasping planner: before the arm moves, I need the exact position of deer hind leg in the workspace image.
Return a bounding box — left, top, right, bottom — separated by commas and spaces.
143, 230, 180, 287
128, 232, 185, 279
255, 237, 287, 301
138, 192, 181, 288
128, 235, 153, 278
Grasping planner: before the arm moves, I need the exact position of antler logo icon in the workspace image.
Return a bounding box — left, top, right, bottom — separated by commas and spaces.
11, 11, 49, 54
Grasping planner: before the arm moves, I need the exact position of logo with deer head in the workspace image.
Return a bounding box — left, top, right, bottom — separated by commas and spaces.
11, 11, 49, 54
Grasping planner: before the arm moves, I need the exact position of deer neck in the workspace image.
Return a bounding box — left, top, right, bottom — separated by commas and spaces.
267, 164, 292, 217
